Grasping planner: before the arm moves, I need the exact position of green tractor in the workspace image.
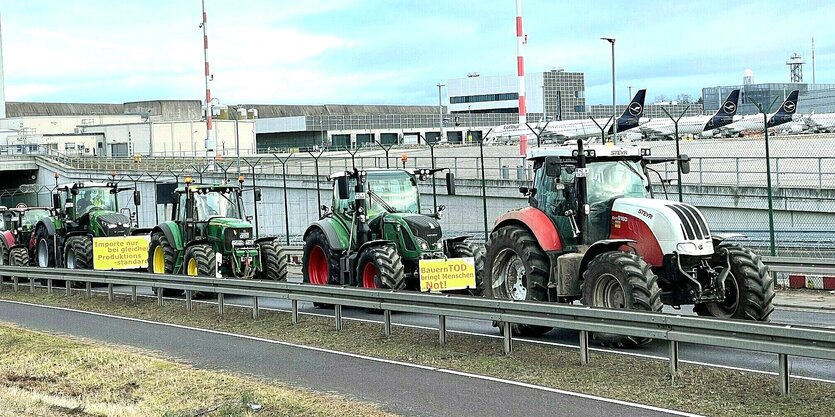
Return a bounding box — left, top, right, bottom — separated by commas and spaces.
302, 168, 484, 293
148, 176, 287, 294
33, 181, 147, 270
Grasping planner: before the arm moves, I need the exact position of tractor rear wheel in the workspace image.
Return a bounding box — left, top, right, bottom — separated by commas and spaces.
694, 244, 774, 321
184, 244, 217, 299
149, 232, 183, 297
356, 245, 405, 290
257, 239, 288, 282
0, 244, 9, 281
582, 251, 663, 348
484, 225, 551, 337
34, 225, 55, 268
444, 240, 485, 295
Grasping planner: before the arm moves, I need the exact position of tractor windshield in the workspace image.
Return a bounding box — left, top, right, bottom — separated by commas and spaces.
586, 160, 650, 206
193, 190, 241, 221
22, 209, 50, 227
75, 187, 117, 215
366, 171, 420, 215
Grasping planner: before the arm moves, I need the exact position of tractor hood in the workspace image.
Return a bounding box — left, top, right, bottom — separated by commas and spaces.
206, 217, 254, 249
399, 213, 443, 249
89, 211, 130, 237
610, 198, 714, 259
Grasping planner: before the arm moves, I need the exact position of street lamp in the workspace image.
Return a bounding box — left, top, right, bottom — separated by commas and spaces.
437, 83, 445, 144
232, 105, 243, 175
601, 37, 616, 144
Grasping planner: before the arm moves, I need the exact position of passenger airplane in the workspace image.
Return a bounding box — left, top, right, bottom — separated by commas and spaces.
486, 89, 647, 143
635, 89, 740, 140
718, 90, 800, 137
801, 112, 835, 133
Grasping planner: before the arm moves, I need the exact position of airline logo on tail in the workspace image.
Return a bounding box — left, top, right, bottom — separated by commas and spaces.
706, 89, 740, 129
768, 90, 799, 127
611, 89, 646, 133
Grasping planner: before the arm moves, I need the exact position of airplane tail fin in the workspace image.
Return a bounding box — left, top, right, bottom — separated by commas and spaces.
610, 89, 646, 134
775, 90, 799, 116
716, 89, 740, 117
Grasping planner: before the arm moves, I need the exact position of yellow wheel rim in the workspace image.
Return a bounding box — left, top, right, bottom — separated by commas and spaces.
153, 246, 165, 273
187, 258, 198, 276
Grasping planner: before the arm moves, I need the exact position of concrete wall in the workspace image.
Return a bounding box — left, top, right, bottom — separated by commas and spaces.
123, 100, 202, 122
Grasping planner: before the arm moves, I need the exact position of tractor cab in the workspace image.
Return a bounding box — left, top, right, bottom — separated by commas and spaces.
4, 206, 52, 245
52, 182, 140, 237
171, 178, 254, 249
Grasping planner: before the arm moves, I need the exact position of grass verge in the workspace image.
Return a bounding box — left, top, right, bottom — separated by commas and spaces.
1, 286, 833, 417
0, 323, 395, 417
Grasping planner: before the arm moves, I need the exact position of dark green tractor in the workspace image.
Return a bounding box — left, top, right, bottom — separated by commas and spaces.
148, 176, 287, 295
33, 182, 147, 270
302, 168, 484, 293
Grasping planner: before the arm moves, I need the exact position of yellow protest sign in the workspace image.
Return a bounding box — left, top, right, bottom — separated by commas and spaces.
419, 257, 476, 292
92, 236, 150, 270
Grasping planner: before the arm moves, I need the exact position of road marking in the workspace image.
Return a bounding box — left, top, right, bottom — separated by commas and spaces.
0, 299, 702, 417
10, 282, 835, 384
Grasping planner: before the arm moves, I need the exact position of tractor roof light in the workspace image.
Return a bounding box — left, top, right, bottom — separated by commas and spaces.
184, 176, 193, 185
400, 153, 408, 163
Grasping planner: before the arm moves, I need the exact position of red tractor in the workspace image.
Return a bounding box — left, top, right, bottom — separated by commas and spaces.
484, 141, 774, 347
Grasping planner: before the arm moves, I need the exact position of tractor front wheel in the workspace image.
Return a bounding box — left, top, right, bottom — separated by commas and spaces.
184, 244, 217, 299
148, 232, 183, 297
582, 251, 663, 348
257, 239, 288, 282
444, 240, 485, 295
64, 236, 93, 270
694, 245, 774, 321
483, 225, 551, 337
34, 226, 55, 268
356, 245, 405, 290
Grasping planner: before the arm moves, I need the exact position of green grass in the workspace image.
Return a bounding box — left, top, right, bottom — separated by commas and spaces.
1, 285, 833, 417
0, 323, 396, 417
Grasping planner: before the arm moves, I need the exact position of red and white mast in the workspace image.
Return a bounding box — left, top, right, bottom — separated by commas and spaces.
201, 0, 215, 158
515, 0, 527, 155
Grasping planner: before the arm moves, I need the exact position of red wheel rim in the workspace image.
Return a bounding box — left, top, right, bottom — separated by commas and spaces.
309, 246, 329, 285
362, 263, 378, 288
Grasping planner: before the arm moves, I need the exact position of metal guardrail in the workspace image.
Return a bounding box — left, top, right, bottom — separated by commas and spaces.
1, 265, 833, 395
762, 256, 835, 275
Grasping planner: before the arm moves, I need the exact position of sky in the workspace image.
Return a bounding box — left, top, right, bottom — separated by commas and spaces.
2, 0, 834, 107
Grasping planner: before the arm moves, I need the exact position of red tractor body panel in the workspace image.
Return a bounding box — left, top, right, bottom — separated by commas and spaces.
494, 207, 562, 251
609, 211, 664, 267
0, 231, 14, 249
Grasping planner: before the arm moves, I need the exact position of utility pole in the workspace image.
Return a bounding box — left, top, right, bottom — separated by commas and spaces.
201, 0, 216, 162
601, 37, 617, 144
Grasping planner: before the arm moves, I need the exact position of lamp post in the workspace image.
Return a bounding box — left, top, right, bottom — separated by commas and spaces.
601, 37, 616, 144
233, 105, 242, 175
437, 83, 445, 144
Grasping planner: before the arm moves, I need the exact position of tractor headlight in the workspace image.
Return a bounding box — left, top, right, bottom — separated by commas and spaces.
416, 238, 429, 251
245, 239, 254, 246
676, 242, 698, 254
232, 239, 245, 247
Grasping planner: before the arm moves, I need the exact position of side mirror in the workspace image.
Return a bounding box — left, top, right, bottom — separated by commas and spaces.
679, 154, 691, 174
519, 186, 529, 195
445, 172, 456, 196
133, 190, 141, 206
435, 204, 446, 219
246, 215, 254, 222
336, 176, 349, 200
254, 189, 262, 202
544, 156, 562, 177
52, 194, 61, 210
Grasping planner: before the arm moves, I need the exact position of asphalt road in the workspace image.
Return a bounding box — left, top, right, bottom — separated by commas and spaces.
95, 281, 835, 383
0, 301, 694, 417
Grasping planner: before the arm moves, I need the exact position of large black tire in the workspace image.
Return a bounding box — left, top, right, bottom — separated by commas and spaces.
356, 245, 406, 290
64, 236, 93, 270
0, 244, 9, 281
694, 244, 775, 321
444, 240, 485, 295
581, 251, 663, 348
483, 225, 551, 337
302, 228, 340, 286
184, 244, 217, 299
257, 239, 288, 282
8, 247, 30, 283
148, 232, 183, 297
34, 225, 55, 268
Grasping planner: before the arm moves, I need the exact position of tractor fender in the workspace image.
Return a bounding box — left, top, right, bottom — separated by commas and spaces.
35, 219, 57, 238
0, 231, 14, 251
254, 236, 277, 244
152, 222, 184, 252
579, 239, 637, 278
130, 227, 153, 236
355, 239, 396, 256
184, 238, 210, 251
712, 233, 745, 248
492, 207, 562, 251
303, 219, 350, 251
443, 235, 472, 245
65, 231, 91, 239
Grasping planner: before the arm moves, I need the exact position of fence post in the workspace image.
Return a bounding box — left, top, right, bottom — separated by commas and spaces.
86, 282, 92, 298
65, 280, 71, 296
12, 276, 18, 292
157, 289, 163, 306
439, 315, 447, 345
579, 330, 590, 365
107, 283, 114, 301
503, 322, 512, 355
335, 304, 343, 330
383, 310, 392, 337
778, 353, 790, 395
669, 340, 679, 382
291, 300, 299, 324
29, 276, 34, 293
185, 290, 193, 312
252, 296, 260, 319
131, 286, 137, 303
218, 293, 225, 316
47, 279, 53, 294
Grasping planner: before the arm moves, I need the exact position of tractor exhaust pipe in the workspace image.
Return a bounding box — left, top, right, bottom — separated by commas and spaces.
575, 138, 588, 245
